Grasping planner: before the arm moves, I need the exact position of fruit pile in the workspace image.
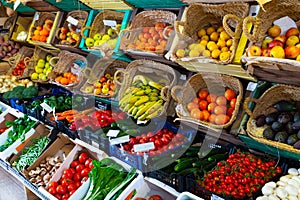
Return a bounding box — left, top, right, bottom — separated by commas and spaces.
175, 26, 233, 61
12, 57, 30, 76
127, 23, 173, 53
58, 26, 80, 46
31, 19, 54, 43
84, 25, 121, 50
0, 35, 20, 59
247, 26, 300, 60
119, 75, 165, 121
30, 54, 53, 81
200, 152, 282, 199
81, 73, 115, 96
187, 88, 237, 125
255, 100, 300, 149
122, 129, 186, 156
55, 72, 79, 86
47, 152, 93, 200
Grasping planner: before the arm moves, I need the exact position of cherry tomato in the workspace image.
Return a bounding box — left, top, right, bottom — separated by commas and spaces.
69, 190, 76, 196
79, 152, 89, 163
62, 194, 70, 199
54, 193, 62, 200
63, 168, 73, 179
70, 160, 79, 168
61, 179, 73, 187
48, 182, 58, 189
154, 139, 163, 148
56, 185, 67, 195
76, 164, 85, 173
73, 173, 81, 182
48, 187, 56, 195
67, 183, 77, 192
85, 158, 92, 168
81, 168, 90, 177
74, 181, 81, 189
148, 195, 163, 200
81, 176, 88, 184
70, 168, 76, 175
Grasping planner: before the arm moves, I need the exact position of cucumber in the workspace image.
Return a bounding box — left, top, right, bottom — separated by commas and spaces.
117, 131, 128, 137
186, 145, 201, 151
198, 148, 225, 158
177, 167, 198, 175
176, 157, 198, 164
124, 129, 139, 136
207, 153, 227, 162
192, 160, 211, 168
202, 162, 217, 172
184, 151, 199, 157
174, 158, 198, 172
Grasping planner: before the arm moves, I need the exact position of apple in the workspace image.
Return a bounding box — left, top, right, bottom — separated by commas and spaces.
268, 25, 281, 38
270, 46, 285, 58
85, 86, 94, 93
296, 43, 300, 50
246, 45, 262, 56
285, 27, 299, 38
37, 59, 45, 68
285, 46, 300, 59
99, 76, 107, 83
93, 33, 102, 41
59, 32, 66, 40
107, 28, 117, 37
109, 83, 115, 90
71, 33, 80, 41
85, 37, 95, 47
94, 82, 102, 88
46, 55, 52, 62
101, 86, 109, 94
268, 40, 284, 49
94, 40, 105, 46
286, 35, 299, 46
262, 48, 271, 57
296, 55, 300, 61
261, 38, 272, 48
274, 35, 286, 43
61, 27, 68, 34
94, 88, 101, 95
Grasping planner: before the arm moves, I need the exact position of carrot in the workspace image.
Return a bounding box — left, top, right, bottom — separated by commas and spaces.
62, 110, 78, 116
66, 115, 74, 123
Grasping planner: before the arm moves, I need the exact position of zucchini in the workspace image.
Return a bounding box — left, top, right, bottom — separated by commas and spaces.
207, 153, 227, 162
198, 148, 225, 158
176, 157, 198, 164
202, 162, 217, 172
192, 160, 211, 168
174, 158, 198, 172
177, 167, 198, 175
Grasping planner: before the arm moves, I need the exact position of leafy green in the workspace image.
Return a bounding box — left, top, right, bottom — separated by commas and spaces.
2, 86, 38, 99
22, 86, 38, 99
82, 158, 137, 200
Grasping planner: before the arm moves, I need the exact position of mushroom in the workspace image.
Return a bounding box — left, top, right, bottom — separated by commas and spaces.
43, 174, 51, 182
288, 168, 298, 176
29, 178, 37, 183
46, 165, 52, 171
48, 157, 55, 166
54, 156, 62, 163
40, 168, 47, 176
262, 185, 273, 195
28, 171, 35, 177
40, 163, 47, 168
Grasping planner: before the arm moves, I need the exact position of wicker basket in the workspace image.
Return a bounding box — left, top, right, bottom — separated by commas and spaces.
28, 46, 60, 83
114, 60, 178, 118
55, 10, 88, 48
119, 10, 177, 55
7, 46, 34, 78
80, 58, 128, 98
48, 50, 87, 89
171, 2, 249, 65
242, 0, 300, 70
171, 73, 243, 129
244, 84, 300, 154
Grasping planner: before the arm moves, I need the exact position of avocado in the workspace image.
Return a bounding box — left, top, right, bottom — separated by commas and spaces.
265, 112, 278, 125
277, 112, 292, 124
255, 115, 266, 127
286, 122, 297, 135
287, 134, 298, 145
263, 127, 274, 140
274, 101, 295, 112
271, 121, 283, 132
294, 111, 300, 122
293, 140, 300, 149
274, 131, 288, 143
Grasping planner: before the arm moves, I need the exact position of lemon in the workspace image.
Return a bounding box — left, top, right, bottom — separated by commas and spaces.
189, 49, 200, 57
193, 44, 206, 53
207, 41, 218, 51
217, 40, 226, 48
206, 27, 215, 35
200, 40, 208, 47
219, 51, 230, 61
210, 32, 219, 42
211, 49, 221, 59
31, 73, 39, 80
226, 39, 233, 47
217, 27, 225, 33
176, 49, 186, 58
39, 73, 46, 80
197, 29, 206, 38
220, 31, 231, 41
102, 34, 111, 41
221, 47, 229, 52
189, 43, 197, 50
35, 66, 44, 74
202, 50, 211, 57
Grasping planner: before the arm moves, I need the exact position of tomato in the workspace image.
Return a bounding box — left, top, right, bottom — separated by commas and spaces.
81, 168, 90, 177
198, 89, 209, 100
216, 96, 227, 106
226, 107, 234, 118
187, 102, 198, 111
48, 181, 58, 189
202, 110, 210, 121
70, 168, 76, 175
161, 136, 170, 145
76, 164, 85, 173
54, 193, 62, 200
81, 176, 88, 184
192, 97, 200, 104
56, 185, 67, 195
198, 100, 208, 111
134, 198, 146, 200
190, 108, 203, 120
61, 178, 73, 187
67, 183, 77, 192
78, 152, 89, 163
48, 187, 56, 195
74, 181, 81, 189
63, 168, 74, 179
214, 105, 227, 115
84, 158, 92, 168
62, 194, 70, 199
70, 160, 79, 168
69, 190, 76, 196
207, 93, 217, 103
148, 195, 163, 200
224, 89, 236, 101
73, 173, 81, 182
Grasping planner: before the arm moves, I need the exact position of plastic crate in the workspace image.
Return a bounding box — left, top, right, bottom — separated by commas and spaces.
9, 98, 26, 113
78, 128, 110, 153
110, 121, 197, 171
56, 120, 79, 140
25, 107, 42, 121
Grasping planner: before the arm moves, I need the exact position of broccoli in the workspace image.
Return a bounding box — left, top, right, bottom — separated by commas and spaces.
13, 86, 26, 94
22, 86, 38, 99
2, 91, 13, 99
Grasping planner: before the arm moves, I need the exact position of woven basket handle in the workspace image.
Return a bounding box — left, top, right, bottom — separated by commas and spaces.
49, 56, 59, 67
223, 14, 241, 38
114, 69, 126, 86
23, 57, 31, 67
83, 67, 97, 81
80, 26, 91, 40
8, 54, 18, 66
174, 21, 185, 40
162, 26, 173, 40
243, 97, 259, 118
171, 85, 184, 103
242, 16, 258, 43
55, 27, 62, 40
161, 86, 169, 101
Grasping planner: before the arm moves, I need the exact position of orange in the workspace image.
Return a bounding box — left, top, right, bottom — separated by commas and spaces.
70, 75, 78, 83
198, 100, 208, 111
60, 77, 69, 85
36, 26, 42, 31
230, 98, 237, 108
40, 35, 47, 42
190, 108, 202, 120
209, 114, 217, 123
207, 102, 217, 113
215, 114, 230, 125
216, 96, 227, 106
40, 29, 50, 37
63, 72, 72, 79
55, 76, 62, 83
198, 89, 209, 100
226, 107, 234, 118
214, 105, 227, 115
207, 94, 217, 103
33, 30, 40, 36
187, 102, 199, 111
224, 89, 236, 101
202, 110, 210, 121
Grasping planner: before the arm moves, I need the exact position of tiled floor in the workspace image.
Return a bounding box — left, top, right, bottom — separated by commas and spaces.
0, 166, 28, 200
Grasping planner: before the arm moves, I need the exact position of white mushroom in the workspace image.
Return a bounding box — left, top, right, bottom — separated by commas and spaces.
280, 176, 291, 183
288, 195, 298, 200
275, 188, 288, 199
268, 194, 280, 200
277, 181, 287, 187
292, 176, 300, 185
256, 196, 268, 200
262, 185, 274, 195
285, 184, 298, 196
288, 168, 299, 176
287, 179, 299, 187
265, 182, 277, 188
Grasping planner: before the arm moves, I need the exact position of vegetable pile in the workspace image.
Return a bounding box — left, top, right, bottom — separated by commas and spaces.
13, 136, 50, 171
200, 151, 282, 199
0, 115, 36, 152
3, 85, 38, 99
0, 75, 34, 93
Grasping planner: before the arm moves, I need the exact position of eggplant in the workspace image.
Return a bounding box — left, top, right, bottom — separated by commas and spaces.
274, 101, 295, 112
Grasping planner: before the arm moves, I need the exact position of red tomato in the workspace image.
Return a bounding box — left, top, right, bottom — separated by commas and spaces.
70, 168, 76, 175
74, 181, 81, 189
85, 159, 92, 168
161, 136, 170, 145
76, 164, 85, 173
73, 173, 81, 182
48, 187, 56, 195
69, 190, 76, 196
148, 195, 163, 200
48, 182, 58, 189
56, 185, 67, 195
147, 131, 154, 138
89, 161, 94, 169
54, 193, 62, 200
67, 183, 77, 192
70, 160, 79, 168
62, 194, 70, 199
63, 168, 73, 179
154, 139, 163, 149
81, 168, 90, 177
78, 152, 89, 163
81, 176, 88, 184
61, 179, 73, 187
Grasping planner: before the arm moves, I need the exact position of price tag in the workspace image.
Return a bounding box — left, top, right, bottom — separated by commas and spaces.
67, 16, 79, 26
137, 120, 148, 125
40, 102, 53, 113
274, 16, 297, 35
246, 82, 257, 91
106, 130, 120, 137
13, 0, 21, 10
34, 13, 40, 21
211, 194, 224, 200
180, 74, 187, 80
133, 142, 155, 152
103, 20, 117, 27
110, 135, 130, 145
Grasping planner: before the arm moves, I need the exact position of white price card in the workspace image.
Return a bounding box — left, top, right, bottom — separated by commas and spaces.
110, 135, 130, 145
274, 16, 297, 35
137, 120, 148, 125
34, 13, 40, 21
106, 130, 120, 137
180, 74, 187, 80
246, 82, 257, 92
211, 194, 225, 200
40, 102, 53, 113
14, 0, 21, 11
67, 16, 79, 26
133, 142, 155, 152
103, 20, 117, 27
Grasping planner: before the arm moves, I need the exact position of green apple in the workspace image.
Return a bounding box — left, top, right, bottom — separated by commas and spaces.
102, 34, 110, 41
31, 73, 39, 80
94, 39, 105, 47
44, 62, 50, 69
101, 85, 109, 94
85, 37, 95, 47
93, 33, 102, 41
35, 66, 43, 74
39, 73, 47, 80
37, 59, 45, 68
107, 28, 117, 37
46, 55, 52, 62
43, 68, 47, 74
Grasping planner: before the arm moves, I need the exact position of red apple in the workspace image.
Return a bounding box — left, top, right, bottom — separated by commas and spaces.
246, 45, 262, 56
261, 38, 272, 48
274, 35, 287, 43
109, 83, 115, 90
99, 76, 107, 83
285, 27, 299, 38
285, 46, 300, 59
59, 32, 66, 40
262, 48, 271, 57
268, 25, 281, 38
61, 27, 68, 34
268, 40, 285, 49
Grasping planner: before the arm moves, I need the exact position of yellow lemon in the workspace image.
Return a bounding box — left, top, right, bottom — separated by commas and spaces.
206, 27, 215, 35
31, 73, 39, 80
201, 35, 209, 41
176, 49, 186, 58
207, 41, 218, 51
211, 49, 221, 59
219, 51, 231, 61
217, 27, 225, 33
197, 29, 206, 38
221, 47, 229, 52
189, 43, 197, 50
194, 44, 206, 53
217, 40, 226, 48
189, 49, 200, 57
200, 40, 208, 47
202, 50, 211, 57
220, 31, 231, 41
210, 32, 219, 42
226, 39, 233, 47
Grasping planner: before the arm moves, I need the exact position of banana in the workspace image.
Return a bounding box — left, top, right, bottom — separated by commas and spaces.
145, 100, 163, 115
127, 105, 135, 115
123, 103, 133, 112
146, 107, 163, 119
124, 86, 136, 95
134, 96, 149, 107
129, 96, 142, 104
149, 92, 159, 97
149, 96, 159, 102
149, 81, 163, 90
144, 88, 152, 94
135, 101, 155, 118
132, 106, 139, 116
134, 90, 145, 96
137, 112, 148, 121
119, 93, 132, 106
133, 75, 148, 86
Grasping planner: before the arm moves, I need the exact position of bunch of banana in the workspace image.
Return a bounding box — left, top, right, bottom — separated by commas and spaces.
119, 75, 166, 120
